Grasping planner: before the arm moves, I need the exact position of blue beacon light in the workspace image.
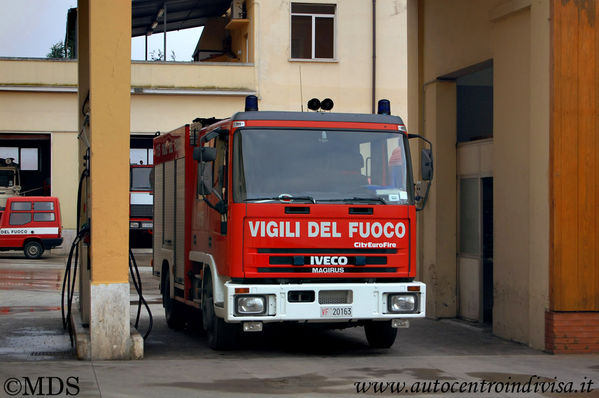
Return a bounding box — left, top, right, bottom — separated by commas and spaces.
377, 99, 391, 115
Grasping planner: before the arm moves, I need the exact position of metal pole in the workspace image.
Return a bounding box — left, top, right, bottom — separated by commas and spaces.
145, 35, 148, 61
163, 2, 167, 61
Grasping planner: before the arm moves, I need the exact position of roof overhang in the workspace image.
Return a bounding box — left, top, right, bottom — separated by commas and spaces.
131, 0, 232, 37
66, 0, 232, 44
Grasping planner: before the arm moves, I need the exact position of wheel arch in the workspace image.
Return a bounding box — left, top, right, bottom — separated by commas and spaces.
189, 251, 227, 306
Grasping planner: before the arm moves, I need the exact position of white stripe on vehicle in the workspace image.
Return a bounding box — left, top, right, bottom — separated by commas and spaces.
0, 227, 59, 235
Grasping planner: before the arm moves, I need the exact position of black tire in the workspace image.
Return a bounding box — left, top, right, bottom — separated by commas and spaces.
162, 275, 185, 330
364, 321, 398, 348
24, 241, 44, 259
202, 272, 238, 350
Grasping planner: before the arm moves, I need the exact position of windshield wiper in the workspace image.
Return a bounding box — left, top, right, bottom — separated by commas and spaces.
243, 194, 316, 204
320, 197, 388, 204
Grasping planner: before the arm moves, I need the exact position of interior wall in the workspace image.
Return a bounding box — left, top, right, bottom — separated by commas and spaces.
422, 81, 457, 318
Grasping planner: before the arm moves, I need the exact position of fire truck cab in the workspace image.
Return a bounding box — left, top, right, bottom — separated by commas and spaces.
153, 98, 432, 349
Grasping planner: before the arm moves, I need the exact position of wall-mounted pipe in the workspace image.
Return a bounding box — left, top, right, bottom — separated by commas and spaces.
372, 0, 376, 114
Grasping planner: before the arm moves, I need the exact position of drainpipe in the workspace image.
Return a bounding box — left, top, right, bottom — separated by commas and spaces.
372, 0, 376, 113
163, 2, 167, 61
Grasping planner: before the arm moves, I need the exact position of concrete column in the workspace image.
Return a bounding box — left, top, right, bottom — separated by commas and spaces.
77, 0, 139, 360
528, 0, 550, 351
421, 81, 457, 319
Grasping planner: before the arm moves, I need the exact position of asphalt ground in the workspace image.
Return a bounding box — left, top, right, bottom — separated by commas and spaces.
0, 250, 598, 397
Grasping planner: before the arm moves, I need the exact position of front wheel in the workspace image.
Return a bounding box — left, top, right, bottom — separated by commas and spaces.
202, 272, 238, 350
364, 321, 398, 348
24, 241, 44, 259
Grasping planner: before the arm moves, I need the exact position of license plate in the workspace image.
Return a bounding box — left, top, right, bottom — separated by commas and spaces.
320, 306, 352, 318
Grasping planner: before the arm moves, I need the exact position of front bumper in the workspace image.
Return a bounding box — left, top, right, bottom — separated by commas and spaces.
222, 281, 426, 323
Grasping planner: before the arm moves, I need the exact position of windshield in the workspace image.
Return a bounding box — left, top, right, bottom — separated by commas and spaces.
233, 129, 413, 204
130, 167, 152, 191
0, 169, 16, 187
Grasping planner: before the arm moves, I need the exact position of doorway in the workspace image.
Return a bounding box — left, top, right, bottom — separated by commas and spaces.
455, 63, 494, 324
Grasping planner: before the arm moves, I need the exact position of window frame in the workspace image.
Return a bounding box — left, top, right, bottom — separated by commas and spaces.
290, 3, 337, 61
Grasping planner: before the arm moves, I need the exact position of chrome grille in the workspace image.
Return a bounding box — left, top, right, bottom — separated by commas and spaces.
318, 290, 352, 305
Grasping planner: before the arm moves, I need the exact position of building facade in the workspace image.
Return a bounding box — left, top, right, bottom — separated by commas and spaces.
0, 0, 409, 250
408, 0, 599, 353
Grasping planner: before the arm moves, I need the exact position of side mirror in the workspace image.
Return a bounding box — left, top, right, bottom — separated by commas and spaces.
421, 148, 433, 181
193, 146, 217, 162
408, 133, 433, 211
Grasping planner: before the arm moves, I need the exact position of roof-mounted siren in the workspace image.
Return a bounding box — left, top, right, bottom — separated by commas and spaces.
307, 98, 334, 111
245, 95, 259, 111
307, 98, 320, 111
377, 99, 391, 115
320, 98, 334, 111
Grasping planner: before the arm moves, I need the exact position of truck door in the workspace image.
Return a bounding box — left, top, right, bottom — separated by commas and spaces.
199, 133, 229, 274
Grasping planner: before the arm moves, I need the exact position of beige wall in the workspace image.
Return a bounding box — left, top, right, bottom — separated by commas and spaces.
51, 132, 79, 229
413, 0, 550, 349
253, 0, 409, 117
130, 94, 249, 132
527, 0, 550, 349
0, 92, 78, 132
421, 81, 457, 318
493, 6, 532, 345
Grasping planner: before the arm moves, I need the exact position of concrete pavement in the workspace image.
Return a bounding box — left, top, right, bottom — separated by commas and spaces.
0, 251, 598, 397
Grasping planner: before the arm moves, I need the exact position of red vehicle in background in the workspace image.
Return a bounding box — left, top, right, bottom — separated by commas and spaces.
130, 164, 153, 237
0, 196, 62, 259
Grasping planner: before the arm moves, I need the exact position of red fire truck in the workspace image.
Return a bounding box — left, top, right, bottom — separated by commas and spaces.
129, 164, 153, 235
153, 97, 432, 349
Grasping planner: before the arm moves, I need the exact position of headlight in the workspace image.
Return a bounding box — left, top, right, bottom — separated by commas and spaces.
236, 295, 266, 315
141, 222, 153, 229
388, 294, 418, 313
130, 221, 140, 228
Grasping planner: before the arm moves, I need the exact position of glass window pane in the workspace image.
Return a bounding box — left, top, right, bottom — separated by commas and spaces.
20, 148, 38, 171
33, 202, 54, 211
0, 147, 19, 163
34, 212, 55, 222
459, 178, 480, 255
10, 212, 31, 226
234, 129, 411, 204
0, 169, 16, 187
292, 4, 335, 14
148, 149, 154, 165
130, 148, 148, 165
11, 201, 31, 211
131, 167, 153, 190
291, 15, 312, 59
315, 17, 334, 58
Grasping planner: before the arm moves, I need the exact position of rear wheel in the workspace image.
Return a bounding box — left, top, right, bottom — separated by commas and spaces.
162, 275, 185, 330
24, 241, 44, 259
364, 321, 398, 348
202, 272, 238, 350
